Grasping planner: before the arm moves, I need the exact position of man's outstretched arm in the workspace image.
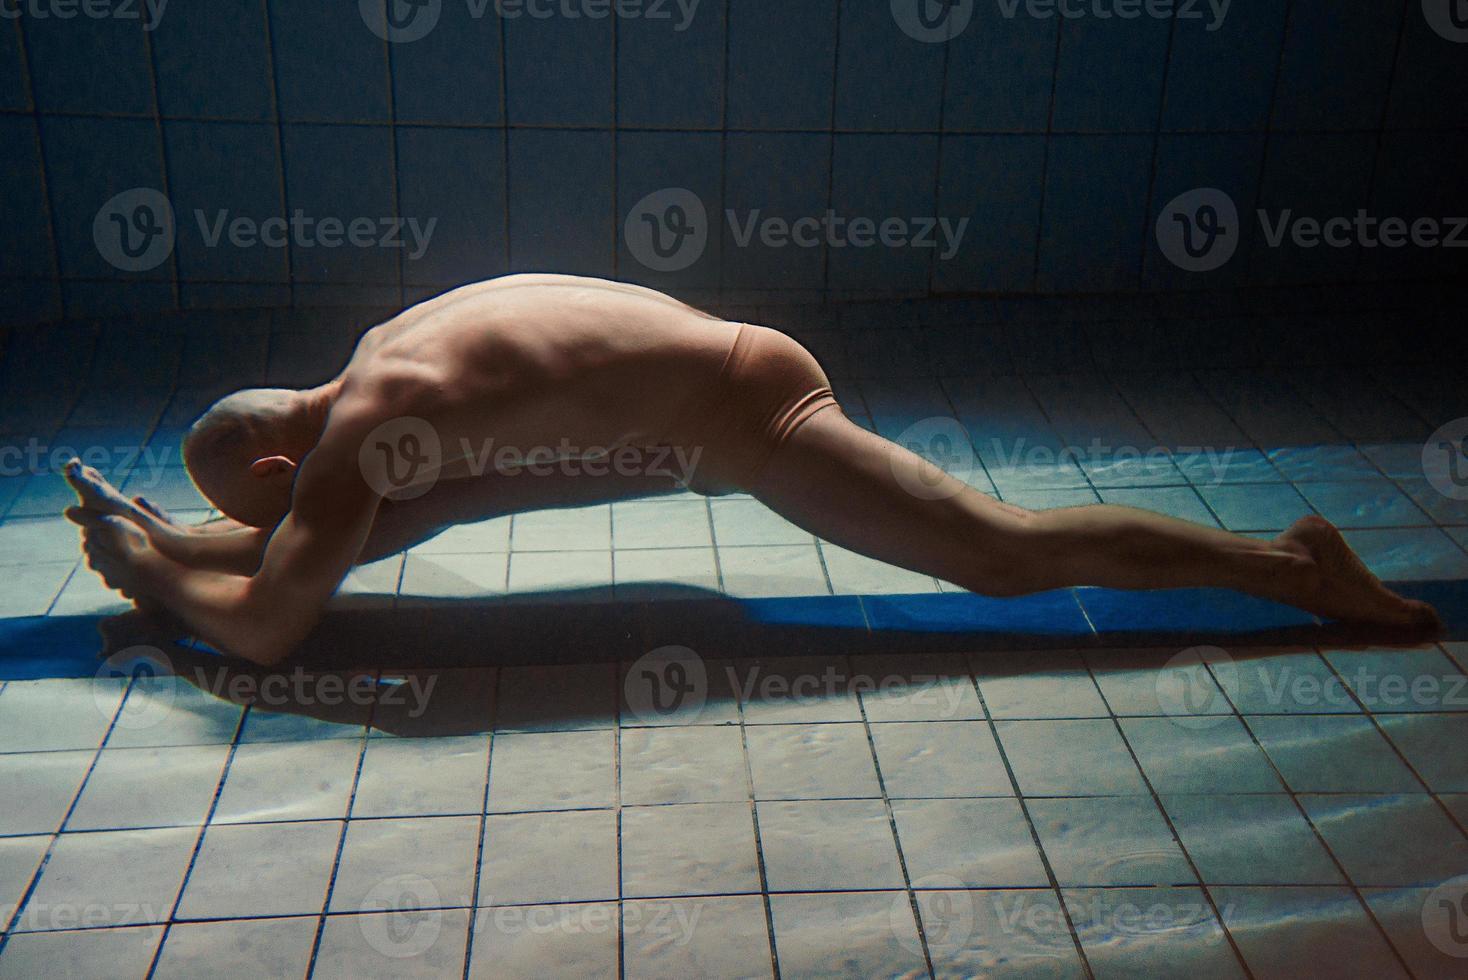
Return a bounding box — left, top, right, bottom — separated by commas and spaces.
80, 427, 383, 666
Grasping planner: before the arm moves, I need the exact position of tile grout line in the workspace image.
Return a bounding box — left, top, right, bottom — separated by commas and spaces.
460, 668, 501, 980
961, 650, 1097, 979
1079, 651, 1258, 979
731, 664, 784, 980
1204, 648, 1419, 976
852, 666, 937, 979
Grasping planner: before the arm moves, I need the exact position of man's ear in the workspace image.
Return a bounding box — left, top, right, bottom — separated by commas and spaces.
248, 456, 297, 479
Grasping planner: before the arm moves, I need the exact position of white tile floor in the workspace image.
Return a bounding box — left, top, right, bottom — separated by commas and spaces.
0, 645, 1465, 976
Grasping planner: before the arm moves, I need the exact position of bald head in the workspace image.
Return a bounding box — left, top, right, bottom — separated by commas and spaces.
183, 388, 310, 526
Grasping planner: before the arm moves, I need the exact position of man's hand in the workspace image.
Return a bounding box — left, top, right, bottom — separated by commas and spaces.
72, 509, 160, 599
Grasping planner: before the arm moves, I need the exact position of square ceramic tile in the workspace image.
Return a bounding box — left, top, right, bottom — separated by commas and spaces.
1089, 648, 1234, 719
619, 654, 743, 727
235, 673, 375, 742
618, 726, 749, 805
1377, 713, 1468, 791
917, 888, 1086, 978
0, 678, 124, 752
1065, 886, 1243, 979
0, 836, 50, 930
731, 656, 863, 725
1215, 649, 1360, 714
620, 803, 761, 898
870, 720, 1012, 798
612, 500, 712, 549
212, 738, 362, 824
352, 734, 490, 817
710, 499, 815, 546
330, 815, 481, 912
369, 668, 496, 737
504, 550, 612, 601
717, 545, 829, 598
1245, 715, 1419, 792
0, 749, 95, 835
819, 543, 942, 594
1322, 647, 1468, 713
411, 516, 512, 554
510, 506, 611, 551
613, 547, 720, 599
67, 744, 229, 830
1197, 484, 1315, 531
478, 809, 617, 905
745, 723, 881, 800
972, 650, 1109, 719
486, 730, 615, 812
1098, 487, 1218, 526
467, 902, 618, 980
178, 820, 341, 920
1161, 795, 1343, 885
0, 926, 164, 979
101, 675, 244, 749
1361, 886, 1468, 979
995, 719, 1148, 796
494, 663, 616, 733
893, 798, 1049, 887
1295, 479, 1428, 529
18, 826, 197, 930
769, 892, 927, 978
1210, 886, 1408, 979
152, 917, 317, 980
314, 908, 471, 979
756, 800, 906, 891
1297, 794, 1468, 887
400, 553, 508, 598
0, 560, 71, 617
1119, 716, 1283, 793
1027, 797, 1193, 887
622, 895, 773, 979
852, 653, 985, 723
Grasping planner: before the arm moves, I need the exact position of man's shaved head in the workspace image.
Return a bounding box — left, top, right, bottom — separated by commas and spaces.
183, 388, 307, 527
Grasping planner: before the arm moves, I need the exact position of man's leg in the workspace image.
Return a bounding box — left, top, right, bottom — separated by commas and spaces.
749, 409, 1437, 628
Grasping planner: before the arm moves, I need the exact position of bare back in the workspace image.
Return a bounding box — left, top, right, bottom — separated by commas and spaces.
327, 275, 741, 484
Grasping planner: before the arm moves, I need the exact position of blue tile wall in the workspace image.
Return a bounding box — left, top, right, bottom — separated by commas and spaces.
21, 13, 154, 115
933, 135, 1046, 294
0, 18, 30, 111
1160, 0, 1287, 131
726, 0, 837, 130
163, 121, 287, 285
390, 4, 505, 126
151, 0, 273, 120
281, 124, 398, 285
396, 126, 508, 287
507, 129, 614, 276
503, 11, 613, 126
0, 0, 1463, 324
0, 116, 55, 280
617, 1, 725, 129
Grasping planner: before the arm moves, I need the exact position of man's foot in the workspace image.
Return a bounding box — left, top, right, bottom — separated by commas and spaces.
1274, 516, 1441, 629
63, 458, 145, 521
